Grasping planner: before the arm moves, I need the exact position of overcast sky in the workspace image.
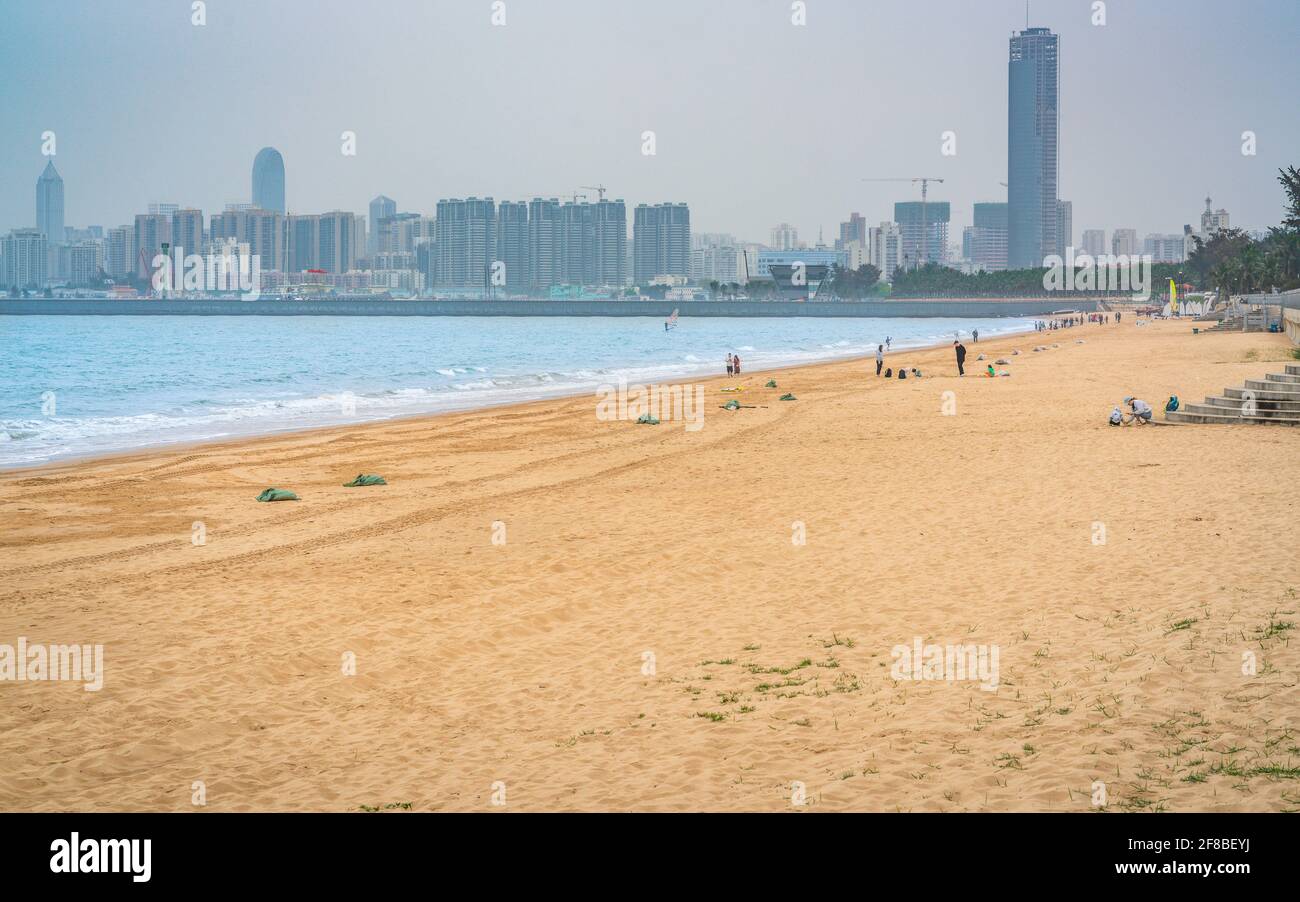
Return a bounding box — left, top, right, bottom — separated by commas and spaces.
2, 0, 1297, 244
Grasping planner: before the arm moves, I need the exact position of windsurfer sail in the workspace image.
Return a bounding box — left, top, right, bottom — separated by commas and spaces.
665, 308, 679, 331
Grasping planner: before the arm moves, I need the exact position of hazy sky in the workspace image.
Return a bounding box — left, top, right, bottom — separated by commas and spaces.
2, 0, 1297, 244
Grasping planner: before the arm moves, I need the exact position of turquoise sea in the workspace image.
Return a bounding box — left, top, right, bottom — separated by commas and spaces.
0, 314, 1034, 467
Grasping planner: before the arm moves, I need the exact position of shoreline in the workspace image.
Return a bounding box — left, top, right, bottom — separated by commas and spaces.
2, 320, 1042, 474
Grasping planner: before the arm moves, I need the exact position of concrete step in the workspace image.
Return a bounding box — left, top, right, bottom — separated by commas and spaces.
1226, 385, 1300, 402
1185, 402, 1300, 420
1165, 410, 1300, 426
1201, 395, 1300, 413
1286, 363, 1300, 377
1265, 372, 1300, 384
1244, 379, 1300, 393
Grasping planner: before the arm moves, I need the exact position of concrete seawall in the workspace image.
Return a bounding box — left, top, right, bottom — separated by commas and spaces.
1, 298, 1101, 318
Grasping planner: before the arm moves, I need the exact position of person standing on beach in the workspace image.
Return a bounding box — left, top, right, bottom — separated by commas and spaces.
876, 344, 884, 376
973, 328, 979, 343
726, 353, 734, 375
733, 354, 742, 375
954, 340, 967, 376
886, 336, 891, 350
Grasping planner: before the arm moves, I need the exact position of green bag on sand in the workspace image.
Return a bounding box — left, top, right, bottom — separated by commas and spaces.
343, 474, 387, 487
722, 399, 741, 410
635, 413, 660, 425
779, 393, 797, 401
765, 379, 778, 388
256, 488, 299, 502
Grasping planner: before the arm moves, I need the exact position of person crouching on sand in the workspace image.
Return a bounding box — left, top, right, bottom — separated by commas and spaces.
1124, 396, 1153, 424
954, 340, 967, 376
876, 344, 884, 376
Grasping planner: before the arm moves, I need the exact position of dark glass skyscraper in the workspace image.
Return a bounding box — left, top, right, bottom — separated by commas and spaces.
1007, 27, 1058, 269
251, 147, 286, 214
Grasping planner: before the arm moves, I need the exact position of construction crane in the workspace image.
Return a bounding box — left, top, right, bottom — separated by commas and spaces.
862, 177, 946, 268
580, 184, 608, 202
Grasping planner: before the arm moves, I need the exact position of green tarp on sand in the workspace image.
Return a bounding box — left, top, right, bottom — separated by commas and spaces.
256, 488, 299, 502
343, 474, 388, 487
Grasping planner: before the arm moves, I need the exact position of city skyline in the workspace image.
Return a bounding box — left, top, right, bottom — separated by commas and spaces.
2, 0, 1297, 245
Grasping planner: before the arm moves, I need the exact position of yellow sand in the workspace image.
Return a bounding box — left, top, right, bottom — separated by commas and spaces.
1, 320, 1296, 812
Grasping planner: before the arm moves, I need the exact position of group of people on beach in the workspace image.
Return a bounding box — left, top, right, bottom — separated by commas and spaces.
725, 353, 742, 375
1035, 312, 1119, 331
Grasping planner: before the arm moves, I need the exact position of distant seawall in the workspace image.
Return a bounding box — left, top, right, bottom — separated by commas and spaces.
0, 298, 1100, 318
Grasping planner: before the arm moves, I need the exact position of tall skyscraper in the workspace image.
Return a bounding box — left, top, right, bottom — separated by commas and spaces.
251, 147, 286, 214
36, 160, 65, 246
1007, 26, 1059, 269
1111, 228, 1138, 257
369, 195, 396, 254
633, 203, 691, 284
894, 201, 950, 268
315, 211, 362, 274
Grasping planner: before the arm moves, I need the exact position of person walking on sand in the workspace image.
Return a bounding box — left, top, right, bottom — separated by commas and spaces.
733, 354, 742, 375
973, 328, 979, 343
876, 344, 884, 376
726, 353, 734, 376
954, 340, 967, 376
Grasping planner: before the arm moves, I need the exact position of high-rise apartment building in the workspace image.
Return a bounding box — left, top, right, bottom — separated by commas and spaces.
105, 225, 133, 279
133, 212, 173, 277
966, 202, 1009, 272
894, 201, 950, 269
495, 201, 530, 294
3, 229, 50, 289
368, 196, 396, 255
1111, 228, 1138, 257
1081, 229, 1106, 257
869, 222, 903, 282
435, 197, 497, 290
171, 208, 204, 256
1056, 200, 1072, 258
770, 223, 799, 251
837, 213, 867, 250
633, 203, 691, 284
1007, 26, 1059, 268
1144, 234, 1186, 264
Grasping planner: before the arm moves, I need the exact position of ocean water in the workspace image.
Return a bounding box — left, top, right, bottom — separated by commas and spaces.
0, 314, 1034, 467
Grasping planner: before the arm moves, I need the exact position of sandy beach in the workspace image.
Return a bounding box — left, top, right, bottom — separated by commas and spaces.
1, 319, 1296, 812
